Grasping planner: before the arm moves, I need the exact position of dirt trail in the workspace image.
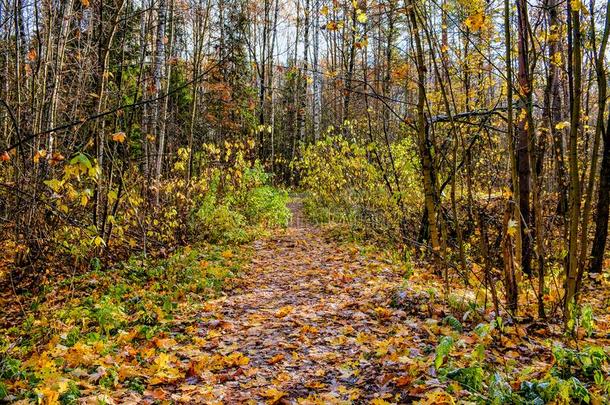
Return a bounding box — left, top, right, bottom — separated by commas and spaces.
169, 201, 421, 404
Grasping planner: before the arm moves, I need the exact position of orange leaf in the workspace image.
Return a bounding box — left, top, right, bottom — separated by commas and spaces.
267, 353, 285, 364
395, 375, 414, 387
112, 132, 126, 143
27, 48, 37, 62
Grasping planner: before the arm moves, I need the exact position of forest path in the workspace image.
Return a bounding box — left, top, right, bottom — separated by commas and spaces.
162, 200, 422, 403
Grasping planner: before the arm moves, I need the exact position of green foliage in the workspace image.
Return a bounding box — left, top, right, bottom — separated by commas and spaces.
192, 157, 290, 244
488, 373, 514, 404
195, 197, 249, 244
442, 315, 463, 332
0, 357, 22, 380
238, 185, 291, 227
519, 377, 591, 404
580, 305, 595, 338
552, 345, 608, 380
62, 328, 81, 347
93, 297, 126, 336
447, 365, 485, 392
125, 376, 145, 394
0, 382, 7, 400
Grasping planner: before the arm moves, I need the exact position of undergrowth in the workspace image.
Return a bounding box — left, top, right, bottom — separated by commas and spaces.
0, 244, 249, 402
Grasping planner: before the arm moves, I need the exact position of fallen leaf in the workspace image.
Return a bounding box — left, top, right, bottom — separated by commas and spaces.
268, 353, 285, 364
260, 387, 287, 404
275, 305, 294, 318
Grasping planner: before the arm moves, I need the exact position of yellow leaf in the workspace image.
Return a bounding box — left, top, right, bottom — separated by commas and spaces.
37, 386, 61, 405
464, 12, 485, 32
321, 5, 329, 16
44, 178, 64, 193
507, 219, 518, 236
326, 21, 340, 31
275, 305, 294, 318
357, 10, 368, 24
419, 389, 455, 405
93, 236, 105, 247
570, 0, 587, 12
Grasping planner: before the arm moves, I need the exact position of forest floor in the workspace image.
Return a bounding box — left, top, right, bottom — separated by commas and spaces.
2, 200, 610, 404
154, 205, 426, 403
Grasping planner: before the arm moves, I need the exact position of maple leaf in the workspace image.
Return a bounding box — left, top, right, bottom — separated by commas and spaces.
224, 351, 250, 367
112, 132, 126, 143
370, 399, 392, 405
27, 48, 37, 62
154, 337, 177, 349
50, 152, 65, 165
260, 387, 287, 404
149, 352, 183, 384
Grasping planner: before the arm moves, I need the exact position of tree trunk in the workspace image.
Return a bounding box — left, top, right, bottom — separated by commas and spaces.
407, 0, 442, 260
516, 0, 532, 276
564, 1, 583, 320
588, 0, 610, 274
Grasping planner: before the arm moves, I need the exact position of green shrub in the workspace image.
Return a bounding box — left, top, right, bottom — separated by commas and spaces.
93, 297, 126, 336
552, 345, 608, 380
241, 185, 291, 227
197, 202, 248, 244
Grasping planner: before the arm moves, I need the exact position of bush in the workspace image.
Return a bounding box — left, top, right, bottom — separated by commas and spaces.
195, 196, 249, 244
192, 159, 290, 244
298, 132, 421, 242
